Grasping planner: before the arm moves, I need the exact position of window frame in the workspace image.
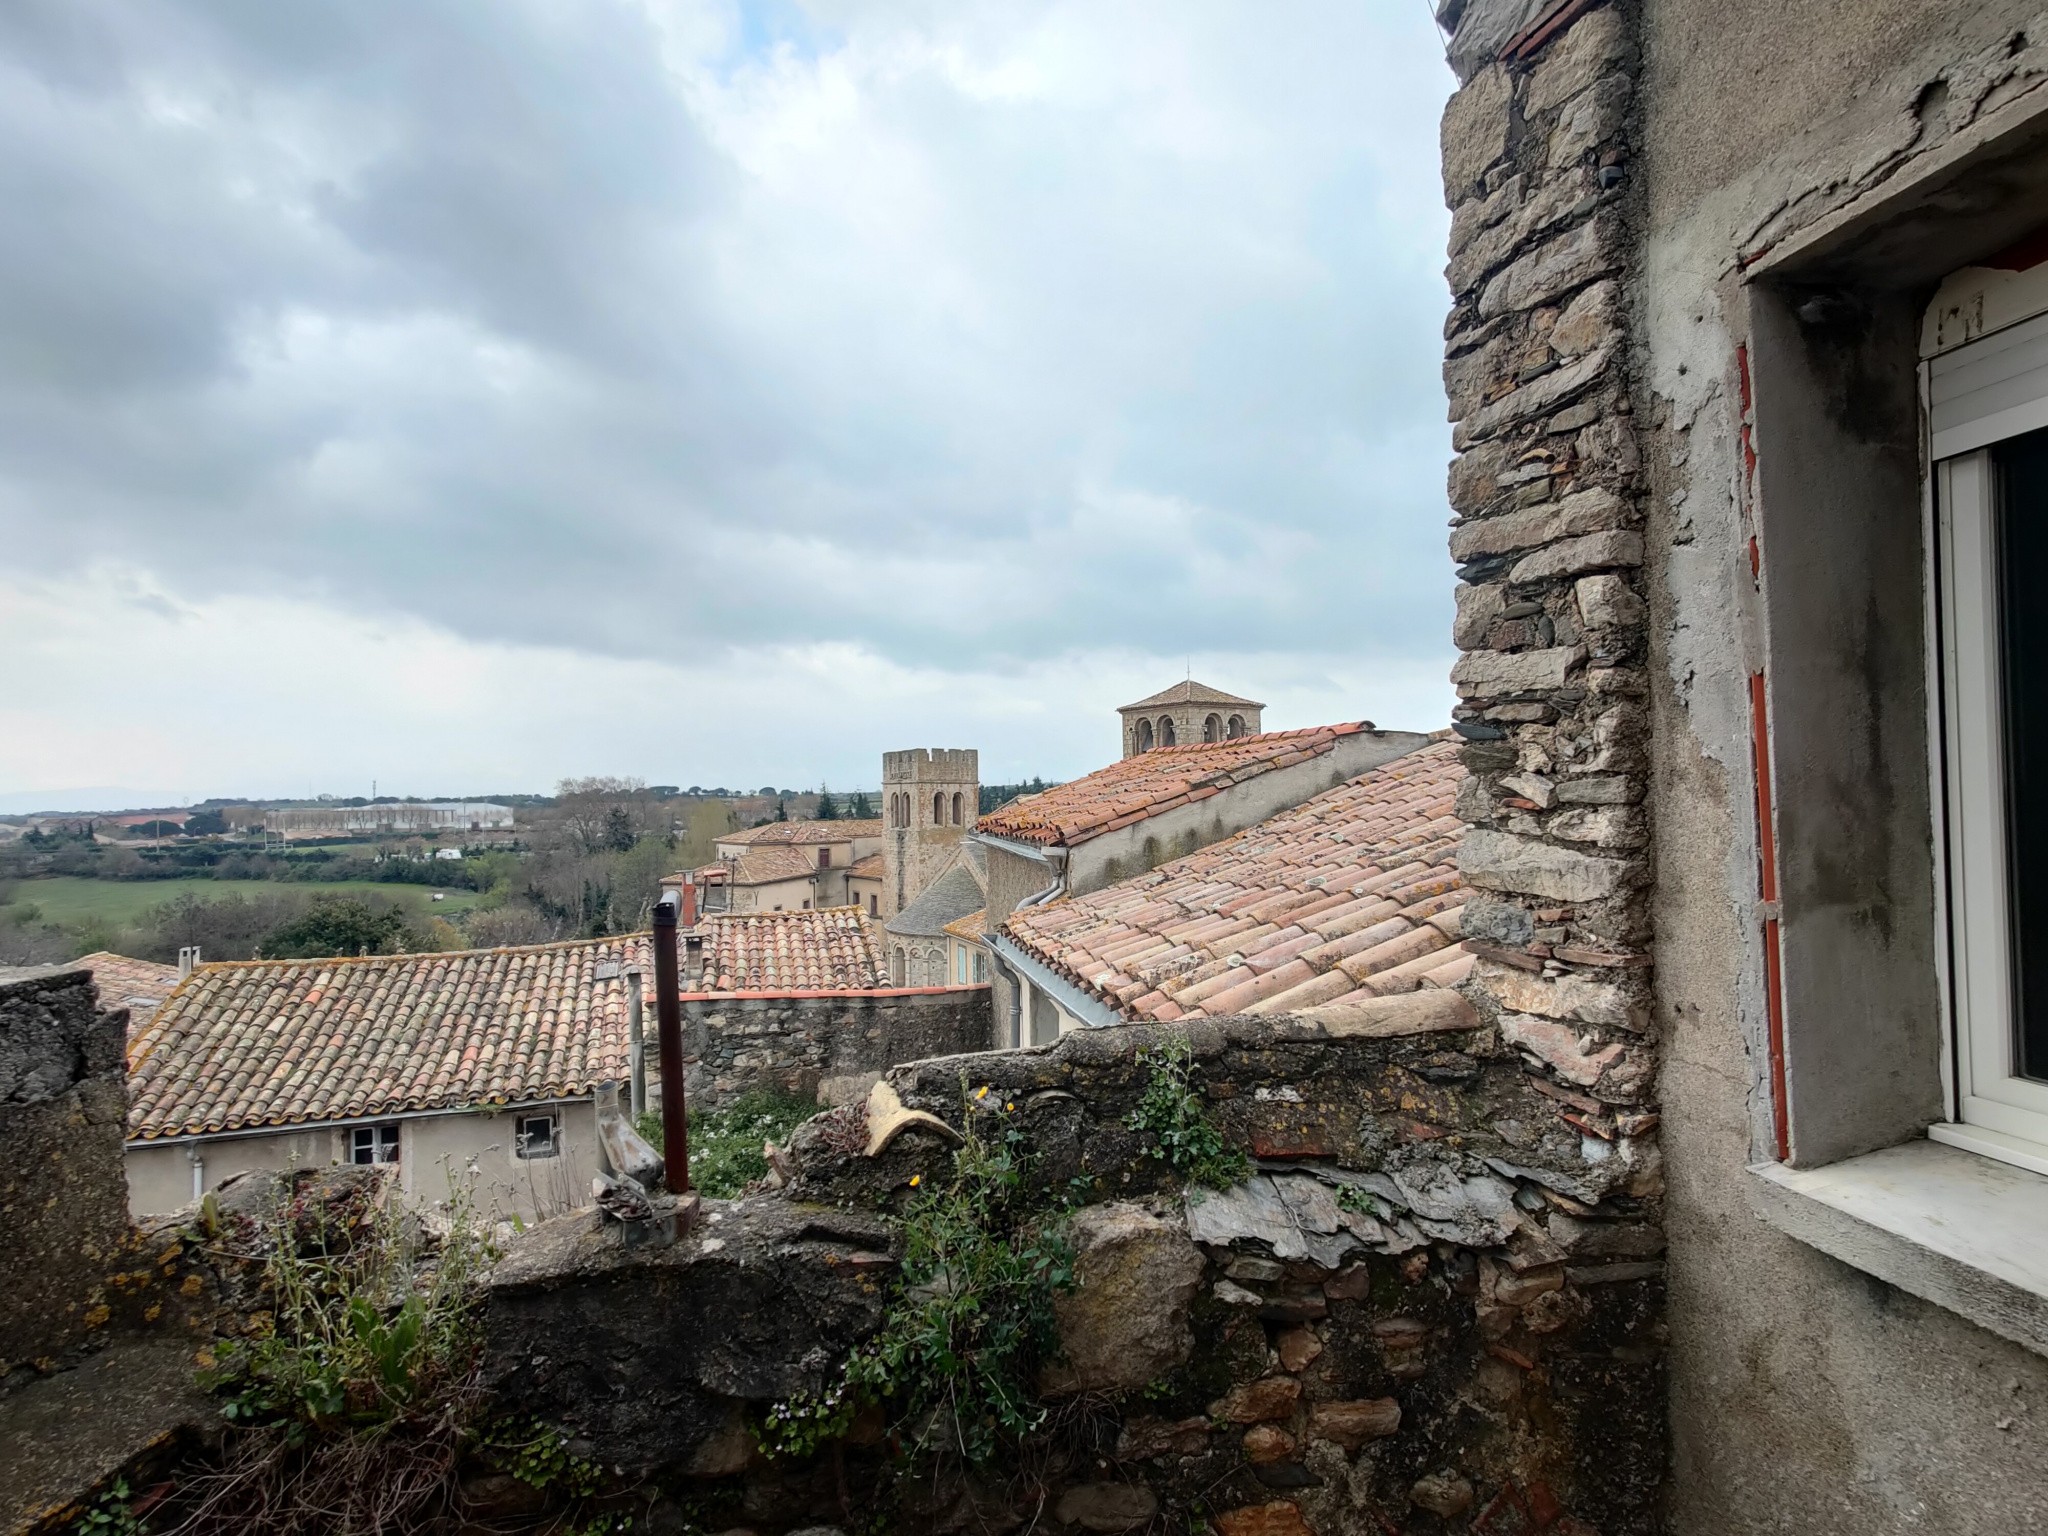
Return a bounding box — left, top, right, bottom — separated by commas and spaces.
1930, 432, 2048, 1172
515, 1112, 561, 1160
350, 1122, 400, 1165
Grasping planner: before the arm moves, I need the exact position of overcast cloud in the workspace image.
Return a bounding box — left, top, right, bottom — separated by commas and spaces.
0, 0, 1456, 805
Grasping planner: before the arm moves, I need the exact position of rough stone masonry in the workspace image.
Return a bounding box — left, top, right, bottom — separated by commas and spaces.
1437, 0, 1663, 1287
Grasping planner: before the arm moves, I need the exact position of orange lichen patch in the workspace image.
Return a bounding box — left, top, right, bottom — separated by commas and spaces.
1005, 740, 1467, 1024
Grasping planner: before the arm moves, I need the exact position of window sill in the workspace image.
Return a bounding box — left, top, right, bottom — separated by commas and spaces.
1750, 1136, 2048, 1358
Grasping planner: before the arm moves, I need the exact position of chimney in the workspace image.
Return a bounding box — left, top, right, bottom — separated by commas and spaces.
680, 873, 699, 928
178, 946, 200, 980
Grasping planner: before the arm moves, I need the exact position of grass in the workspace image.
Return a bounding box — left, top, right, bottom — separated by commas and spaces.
636, 1088, 819, 1198
0, 876, 483, 926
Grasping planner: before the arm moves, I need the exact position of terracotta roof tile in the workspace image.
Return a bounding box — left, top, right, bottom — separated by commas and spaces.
975, 722, 1372, 848
701, 907, 885, 992
129, 910, 891, 1140
719, 819, 882, 847
71, 951, 183, 1023
847, 853, 884, 879
1004, 739, 1467, 1022
1118, 679, 1265, 711
696, 846, 822, 886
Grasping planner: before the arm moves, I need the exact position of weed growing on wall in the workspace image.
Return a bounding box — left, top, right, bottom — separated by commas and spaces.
636, 1087, 817, 1198
164, 1165, 500, 1534
1125, 1036, 1249, 1189
760, 1093, 1074, 1471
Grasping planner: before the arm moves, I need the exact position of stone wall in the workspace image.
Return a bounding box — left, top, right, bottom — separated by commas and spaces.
681, 985, 994, 1108
484, 1008, 1666, 1532
0, 971, 133, 1373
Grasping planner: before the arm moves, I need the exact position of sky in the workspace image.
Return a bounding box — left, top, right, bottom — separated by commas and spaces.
0, 0, 1458, 810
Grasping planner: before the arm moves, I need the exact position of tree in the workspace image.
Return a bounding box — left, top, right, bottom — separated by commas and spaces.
849, 790, 874, 819
774, 798, 788, 822
260, 897, 414, 960
603, 806, 638, 852
816, 786, 839, 821
183, 808, 230, 836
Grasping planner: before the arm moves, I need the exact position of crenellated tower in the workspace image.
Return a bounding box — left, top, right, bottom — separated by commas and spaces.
880, 747, 979, 919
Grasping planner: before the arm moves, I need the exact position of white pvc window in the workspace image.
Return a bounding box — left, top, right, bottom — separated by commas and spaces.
350, 1122, 400, 1165
515, 1113, 560, 1159
1931, 368, 2048, 1173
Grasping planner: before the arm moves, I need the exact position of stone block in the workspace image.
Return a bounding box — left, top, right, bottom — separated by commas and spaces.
1459, 829, 1637, 903
1448, 488, 1628, 561
1243, 1424, 1298, 1464
1448, 440, 1518, 513
1491, 1261, 1565, 1306
1462, 899, 1534, 946
1451, 645, 1585, 699
1453, 581, 1507, 648
1448, 171, 1524, 258
1448, 172, 1587, 296
1042, 1203, 1205, 1396
1550, 279, 1621, 358
1484, 963, 1647, 1030
1212, 1376, 1302, 1423
1575, 572, 1644, 629
1276, 1326, 1323, 1372
1442, 66, 1513, 201
1215, 1503, 1313, 1536
1549, 1212, 1666, 1260
1549, 74, 1632, 169
1410, 1470, 1478, 1518
1456, 347, 1613, 445
1510, 530, 1644, 583
1554, 774, 1636, 804
1054, 1483, 1160, 1533
1308, 1397, 1403, 1449
1548, 805, 1647, 848
1526, 4, 1632, 116
1480, 213, 1622, 318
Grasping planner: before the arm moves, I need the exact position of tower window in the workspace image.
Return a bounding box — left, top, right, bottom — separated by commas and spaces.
1203, 713, 1222, 743
1227, 715, 1246, 738
1136, 718, 1154, 752
951, 791, 963, 825
933, 791, 944, 825
1158, 716, 1176, 748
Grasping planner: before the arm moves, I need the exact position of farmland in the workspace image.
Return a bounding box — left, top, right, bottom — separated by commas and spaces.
0, 875, 483, 927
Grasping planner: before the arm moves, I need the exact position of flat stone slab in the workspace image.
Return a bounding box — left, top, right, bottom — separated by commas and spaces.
0, 1340, 214, 1535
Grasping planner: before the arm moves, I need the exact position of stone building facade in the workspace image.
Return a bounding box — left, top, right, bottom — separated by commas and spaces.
879, 747, 977, 919
1440, 0, 2048, 1529
1117, 679, 1264, 757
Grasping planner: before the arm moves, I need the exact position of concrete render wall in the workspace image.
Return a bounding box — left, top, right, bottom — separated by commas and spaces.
125, 1099, 605, 1225
1439, 1, 2048, 1530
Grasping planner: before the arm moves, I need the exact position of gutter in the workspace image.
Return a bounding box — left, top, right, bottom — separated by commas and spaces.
989, 931, 1125, 1031
971, 832, 1071, 1043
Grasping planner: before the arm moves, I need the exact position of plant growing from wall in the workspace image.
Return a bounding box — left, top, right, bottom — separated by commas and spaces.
636, 1087, 818, 1199
1124, 1035, 1249, 1189
760, 1094, 1074, 1471
166, 1165, 501, 1534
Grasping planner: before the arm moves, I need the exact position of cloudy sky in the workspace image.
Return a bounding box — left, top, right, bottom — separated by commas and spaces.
0, 0, 1456, 810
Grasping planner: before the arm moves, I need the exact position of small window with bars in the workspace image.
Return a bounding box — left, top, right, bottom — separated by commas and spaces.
350, 1123, 400, 1165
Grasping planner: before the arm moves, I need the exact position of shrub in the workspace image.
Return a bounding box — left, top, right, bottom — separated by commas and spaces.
1124, 1035, 1249, 1189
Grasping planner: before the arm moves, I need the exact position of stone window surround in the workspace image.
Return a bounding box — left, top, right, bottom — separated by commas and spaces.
1741, 90, 2048, 1358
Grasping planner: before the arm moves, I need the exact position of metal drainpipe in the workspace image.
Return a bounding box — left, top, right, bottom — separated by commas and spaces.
187, 1144, 204, 1203
1003, 849, 1067, 1049
653, 892, 690, 1193
626, 967, 646, 1120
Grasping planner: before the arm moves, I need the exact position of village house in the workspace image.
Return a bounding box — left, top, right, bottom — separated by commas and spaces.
998, 737, 1469, 1042
1431, 0, 2048, 1524
970, 714, 1434, 1044
681, 817, 885, 914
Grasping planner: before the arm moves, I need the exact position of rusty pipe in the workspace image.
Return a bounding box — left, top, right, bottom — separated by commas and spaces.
653, 891, 690, 1192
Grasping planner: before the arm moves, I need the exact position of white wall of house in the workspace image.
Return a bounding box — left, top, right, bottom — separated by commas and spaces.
126, 1098, 603, 1225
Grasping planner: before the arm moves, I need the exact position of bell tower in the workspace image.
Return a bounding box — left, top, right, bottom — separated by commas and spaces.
880, 748, 980, 919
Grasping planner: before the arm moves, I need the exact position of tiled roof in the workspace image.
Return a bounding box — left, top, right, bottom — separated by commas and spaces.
1003, 739, 1469, 1022
942, 909, 988, 943
975, 723, 1372, 849
708, 847, 820, 886
887, 863, 987, 938
719, 819, 882, 847
847, 853, 884, 880
75, 951, 184, 1024
127, 936, 646, 1141
702, 907, 885, 991
1119, 679, 1265, 711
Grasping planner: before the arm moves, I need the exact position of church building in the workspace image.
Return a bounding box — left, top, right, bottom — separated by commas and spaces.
1116, 680, 1263, 757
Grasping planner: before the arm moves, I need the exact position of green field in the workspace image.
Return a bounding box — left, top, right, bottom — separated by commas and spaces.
0, 876, 483, 926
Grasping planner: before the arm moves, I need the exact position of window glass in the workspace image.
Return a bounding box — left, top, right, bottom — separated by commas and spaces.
350, 1123, 399, 1164
516, 1114, 559, 1159
1998, 428, 2048, 1080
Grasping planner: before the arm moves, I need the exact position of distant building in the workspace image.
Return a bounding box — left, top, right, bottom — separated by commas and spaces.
256, 801, 515, 838
1116, 680, 1264, 758
709, 819, 884, 910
